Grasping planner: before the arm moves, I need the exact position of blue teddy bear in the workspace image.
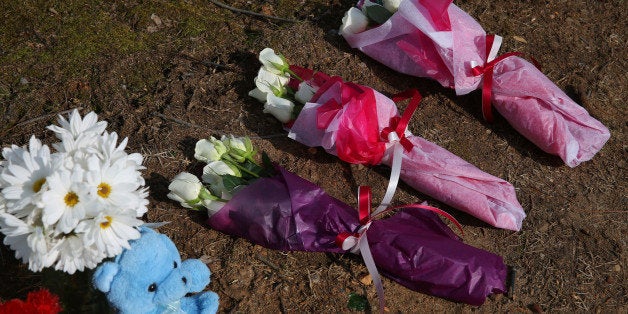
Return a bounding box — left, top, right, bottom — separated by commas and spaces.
93, 227, 219, 314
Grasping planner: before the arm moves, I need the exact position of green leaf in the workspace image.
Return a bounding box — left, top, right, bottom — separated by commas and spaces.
261, 152, 276, 177
364, 5, 393, 25
347, 292, 368, 311
241, 160, 265, 179
222, 174, 246, 193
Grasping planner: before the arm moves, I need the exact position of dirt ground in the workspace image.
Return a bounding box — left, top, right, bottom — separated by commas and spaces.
0, 0, 626, 313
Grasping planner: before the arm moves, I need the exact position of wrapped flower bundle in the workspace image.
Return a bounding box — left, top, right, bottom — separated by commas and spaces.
169, 135, 508, 306
339, 0, 610, 167
0, 109, 148, 274
249, 48, 525, 231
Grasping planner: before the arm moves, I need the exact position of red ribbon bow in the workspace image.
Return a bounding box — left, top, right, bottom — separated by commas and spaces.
381, 89, 422, 152
335, 186, 464, 313
336, 187, 464, 249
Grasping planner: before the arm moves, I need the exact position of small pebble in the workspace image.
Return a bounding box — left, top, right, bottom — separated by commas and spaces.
359, 274, 372, 285
19, 77, 29, 85
530, 303, 543, 313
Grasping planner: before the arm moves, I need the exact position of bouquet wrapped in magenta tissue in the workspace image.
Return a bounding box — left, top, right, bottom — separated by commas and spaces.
339, 0, 610, 167
167, 135, 508, 306
248, 48, 525, 231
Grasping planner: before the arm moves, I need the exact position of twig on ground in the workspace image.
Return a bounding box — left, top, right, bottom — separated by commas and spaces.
153, 113, 203, 128
0, 107, 83, 138
17, 107, 81, 128
256, 253, 294, 281
208, 0, 300, 23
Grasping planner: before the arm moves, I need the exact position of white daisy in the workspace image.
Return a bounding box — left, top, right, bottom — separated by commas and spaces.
47, 109, 107, 141
26, 225, 58, 272
133, 187, 150, 217
53, 235, 103, 274
0, 136, 59, 213
85, 156, 143, 212
96, 131, 144, 171
75, 208, 142, 257
0, 212, 33, 263
40, 166, 94, 233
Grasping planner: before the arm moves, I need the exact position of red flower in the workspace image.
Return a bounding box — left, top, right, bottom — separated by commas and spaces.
0, 289, 62, 314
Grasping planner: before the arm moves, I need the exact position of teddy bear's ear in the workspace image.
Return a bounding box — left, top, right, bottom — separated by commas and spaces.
93, 261, 120, 293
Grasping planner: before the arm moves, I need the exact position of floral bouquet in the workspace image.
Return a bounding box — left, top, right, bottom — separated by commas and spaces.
248, 48, 525, 231
339, 0, 610, 167
168, 135, 509, 306
0, 109, 148, 274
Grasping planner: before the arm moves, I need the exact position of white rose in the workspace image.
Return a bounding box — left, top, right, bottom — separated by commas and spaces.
339, 7, 369, 36
259, 48, 290, 74
167, 172, 203, 208
222, 135, 254, 163
383, 0, 402, 13
194, 137, 227, 162
201, 198, 227, 217
294, 81, 318, 104
248, 88, 268, 103
202, 160, 239, 197
254, 67, 290, 97
263, 94, 295, 123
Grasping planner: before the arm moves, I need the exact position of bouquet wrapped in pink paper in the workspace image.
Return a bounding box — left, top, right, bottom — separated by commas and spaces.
248, 49, 525, 231
339, 0, 610, 167
167, 136, 508, 306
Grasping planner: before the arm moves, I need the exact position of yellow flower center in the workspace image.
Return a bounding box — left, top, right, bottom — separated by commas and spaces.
97, 182, 112, 198
100, 216, 113, 229
32, 178, 46, 193
64, 191, 79, 207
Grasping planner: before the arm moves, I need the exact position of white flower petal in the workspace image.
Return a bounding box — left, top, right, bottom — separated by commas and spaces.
339, 7, 369, 35
263, 94, 295, 123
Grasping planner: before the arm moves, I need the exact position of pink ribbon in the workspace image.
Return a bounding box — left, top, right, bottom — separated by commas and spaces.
336, 186, 464, 313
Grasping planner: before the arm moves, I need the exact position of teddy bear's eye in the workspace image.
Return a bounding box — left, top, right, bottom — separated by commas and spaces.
148, 283, 157, 292
173, 261, 178, 269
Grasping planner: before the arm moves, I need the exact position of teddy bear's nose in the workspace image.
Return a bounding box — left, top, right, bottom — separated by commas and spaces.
182, 276, 187, 284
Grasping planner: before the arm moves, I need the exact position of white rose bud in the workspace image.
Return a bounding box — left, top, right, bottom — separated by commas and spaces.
194, 137, 227, 162
222, 135, 255, 163
202, 198, 227, 217
202, 160, 240, 197
383, 0, 402, 13
254, 67, 290, 97
167, 172, 203, 208
248, 88, 268, 103
263, 94, 295, 123
294, 81, 318, 104
339, 7, 369, 36
259, 48, 290, 74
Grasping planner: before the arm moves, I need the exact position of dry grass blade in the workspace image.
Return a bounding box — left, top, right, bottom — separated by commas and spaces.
208, 0, 300, 23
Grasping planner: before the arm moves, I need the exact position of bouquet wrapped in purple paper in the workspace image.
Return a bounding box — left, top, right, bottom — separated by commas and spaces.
339, 0, 610, 167
168, 135, 508, 307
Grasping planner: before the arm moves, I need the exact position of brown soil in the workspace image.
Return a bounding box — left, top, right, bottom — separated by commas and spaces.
0, 0, 626, 313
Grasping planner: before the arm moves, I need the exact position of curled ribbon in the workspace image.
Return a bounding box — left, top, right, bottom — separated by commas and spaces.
336, 186, 464, 313
374, 89, 422, 214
